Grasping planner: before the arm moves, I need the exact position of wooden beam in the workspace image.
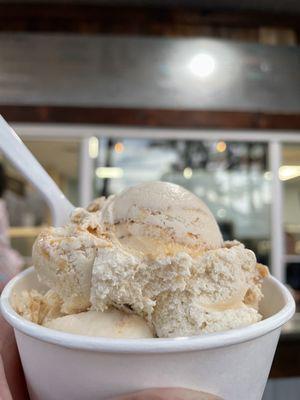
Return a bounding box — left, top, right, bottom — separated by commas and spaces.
0, 4, 299, 36
1, 105, 300, 130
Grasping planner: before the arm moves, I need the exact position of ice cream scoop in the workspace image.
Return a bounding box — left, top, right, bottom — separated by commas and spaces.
30, 181, 268, 338
99, 181, 223, 253
91, 182, 224, 317
152, 242, 268, 337
43, 309, 154, 339
33, 182, 223, 315
33, 226, 96, 314
90, 183, 268, 335
91, 238, 267, 335
32, 208, 110, 314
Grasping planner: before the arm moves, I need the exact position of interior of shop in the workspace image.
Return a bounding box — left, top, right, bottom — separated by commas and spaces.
0, 1, 300, 399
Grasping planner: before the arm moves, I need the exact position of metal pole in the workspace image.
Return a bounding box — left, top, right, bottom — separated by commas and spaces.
269, 141, 285, 282
79, 138, 93, 207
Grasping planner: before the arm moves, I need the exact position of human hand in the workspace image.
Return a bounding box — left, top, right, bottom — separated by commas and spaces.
0, 285, 220, 400
0, 312, 29, 400
109, 388, 221, 399
0, 326, 221, 400
0, 316, 221, 400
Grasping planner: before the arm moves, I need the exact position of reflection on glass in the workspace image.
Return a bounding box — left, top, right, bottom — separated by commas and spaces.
283, 144, 300, 305
93, 139, 270, 266
1, 138, 80, 262
88, 136, 99, 159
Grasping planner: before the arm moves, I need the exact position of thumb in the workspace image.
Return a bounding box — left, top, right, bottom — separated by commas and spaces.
107, 387, 222, 400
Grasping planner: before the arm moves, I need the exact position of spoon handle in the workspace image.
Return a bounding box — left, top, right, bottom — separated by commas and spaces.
0, 115, 74, 226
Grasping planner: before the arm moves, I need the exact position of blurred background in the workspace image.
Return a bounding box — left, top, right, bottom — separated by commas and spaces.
0, 0, 300, 398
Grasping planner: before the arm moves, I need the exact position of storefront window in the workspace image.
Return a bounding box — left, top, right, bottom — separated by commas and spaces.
283, 144, 300, 296
93, 138, 271, 266
1, 138, 80, 262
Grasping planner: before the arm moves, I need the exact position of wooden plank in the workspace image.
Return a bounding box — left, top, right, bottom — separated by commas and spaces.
1, 105, 300, 130
1, 34, 300, 113
0, 4, 300, 36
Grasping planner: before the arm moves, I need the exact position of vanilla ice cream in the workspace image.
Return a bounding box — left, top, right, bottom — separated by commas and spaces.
99, 181, 223, 251
15, 181, 268, 338
152, 242, 268, 337
44, 309, 154, 338
32, 207, 111, 314
12, 288, 63, 324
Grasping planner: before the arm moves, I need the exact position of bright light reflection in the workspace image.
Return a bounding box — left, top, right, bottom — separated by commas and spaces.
183, 167, 193, 179
95, 167, 124, 179
279, 166, 300, 181
114, 142, 124, 154
188, 53, 216, 78
216, 141, 227, 153
88, 136, 99, 159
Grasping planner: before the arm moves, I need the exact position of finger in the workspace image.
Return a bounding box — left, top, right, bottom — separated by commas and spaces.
108, 387, 222, 400
0, 314, 29, 400
0, 357, 12, 400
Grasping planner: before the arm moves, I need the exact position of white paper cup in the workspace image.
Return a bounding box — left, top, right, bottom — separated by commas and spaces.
1, 267, 295, 400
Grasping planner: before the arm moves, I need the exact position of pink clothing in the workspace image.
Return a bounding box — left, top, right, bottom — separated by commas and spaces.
0, 199, 24, 291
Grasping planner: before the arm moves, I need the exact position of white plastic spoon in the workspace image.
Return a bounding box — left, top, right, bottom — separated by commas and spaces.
0, 115, 74, 226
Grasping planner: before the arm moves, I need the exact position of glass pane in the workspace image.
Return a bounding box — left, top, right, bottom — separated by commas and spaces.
93, 137, 271, 266
0, 138, 80, 265
282, 144, 300, 304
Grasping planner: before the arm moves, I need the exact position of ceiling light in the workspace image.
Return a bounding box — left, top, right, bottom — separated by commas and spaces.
188, 53, 216, 78
216, 141, 227, 153
183, 167, 193, 179
95, 167, 124, 179
88, 136, 99, 159
114, 142, 124, 154
279, 165, 300, 181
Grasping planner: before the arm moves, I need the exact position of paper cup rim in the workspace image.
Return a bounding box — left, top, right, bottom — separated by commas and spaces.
1, 267, 295, 354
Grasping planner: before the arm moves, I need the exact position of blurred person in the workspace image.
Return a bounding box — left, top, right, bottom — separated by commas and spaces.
0, 163, 24, 292
4, 183, 47, 227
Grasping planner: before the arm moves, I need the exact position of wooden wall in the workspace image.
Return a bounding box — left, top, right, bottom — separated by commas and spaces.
0, 3, 299, 45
